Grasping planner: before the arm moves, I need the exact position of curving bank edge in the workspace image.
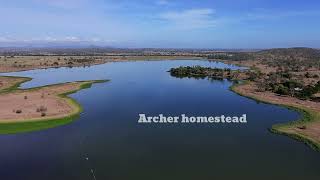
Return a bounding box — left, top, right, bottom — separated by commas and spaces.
230, 81, 320, 151
0, 76, 108, 134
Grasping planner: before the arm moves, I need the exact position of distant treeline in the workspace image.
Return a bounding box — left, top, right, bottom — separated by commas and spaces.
207, 52, 254, 61
208, 47, 320, 72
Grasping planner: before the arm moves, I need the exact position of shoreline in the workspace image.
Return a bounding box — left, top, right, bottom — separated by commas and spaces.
0, 55, 203, 73
168, 59, 320, 151
230, 81, 320, 151
211, 58, 320, 151
1, 58, 319, 151
0, 75, 107, 134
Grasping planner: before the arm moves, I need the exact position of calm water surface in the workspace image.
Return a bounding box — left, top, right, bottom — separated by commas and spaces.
0, 60, 319, 180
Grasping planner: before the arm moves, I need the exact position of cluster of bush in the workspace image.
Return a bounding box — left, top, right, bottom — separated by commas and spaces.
169, 66, 232, 78
298, 82, 320, 99
256, 48, 320, 72
264, 79, 320, 99
170, 64, 320, 100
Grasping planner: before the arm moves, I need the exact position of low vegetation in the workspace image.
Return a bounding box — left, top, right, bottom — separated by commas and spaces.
171, 48, 320, 151
208, 48, 320, 100
169, 66, 253, 81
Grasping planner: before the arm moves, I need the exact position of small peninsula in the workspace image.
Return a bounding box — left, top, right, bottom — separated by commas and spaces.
0, 76, 107, 134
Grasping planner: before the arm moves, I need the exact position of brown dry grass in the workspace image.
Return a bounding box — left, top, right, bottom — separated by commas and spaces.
0, 55, 200, 73
233, 81, 320, 147
0, 77, 101, 123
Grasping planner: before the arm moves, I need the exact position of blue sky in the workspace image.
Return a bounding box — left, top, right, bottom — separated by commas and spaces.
0, 0, 320, 48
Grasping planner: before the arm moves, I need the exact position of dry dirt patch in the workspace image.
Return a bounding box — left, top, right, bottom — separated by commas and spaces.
233, 81, 320, 147
0, 76, 105, 123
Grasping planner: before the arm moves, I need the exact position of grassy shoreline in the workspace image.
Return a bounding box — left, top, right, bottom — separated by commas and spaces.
167, 61, 320, 151
230, 81, 320, 151
0, 55, 203, 73
0, 76, 108, 134
2, 59, 320, 151
0, 76, 32, 93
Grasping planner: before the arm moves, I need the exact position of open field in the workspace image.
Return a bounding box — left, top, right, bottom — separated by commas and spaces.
0, 55, 202, 73
0, 76, 107, 134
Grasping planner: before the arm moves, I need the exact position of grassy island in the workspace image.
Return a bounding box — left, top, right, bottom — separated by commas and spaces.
0, 76, 107, 134
169, 66, 253, 80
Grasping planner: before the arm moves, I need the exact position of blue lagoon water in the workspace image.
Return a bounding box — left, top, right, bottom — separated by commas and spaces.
0, 60, 319, 180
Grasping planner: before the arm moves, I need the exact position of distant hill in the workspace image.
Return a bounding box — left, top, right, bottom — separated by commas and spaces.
257, 47, 320, 60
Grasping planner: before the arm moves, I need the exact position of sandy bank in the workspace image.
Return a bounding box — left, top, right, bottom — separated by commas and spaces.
232, 81, 320, 150
0, 76, 107, 133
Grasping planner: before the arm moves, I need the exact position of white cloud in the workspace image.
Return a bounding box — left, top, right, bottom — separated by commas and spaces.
44, 36, 58, 41
159, 8, 217, 30
64, 36, 81, 42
